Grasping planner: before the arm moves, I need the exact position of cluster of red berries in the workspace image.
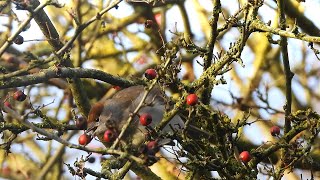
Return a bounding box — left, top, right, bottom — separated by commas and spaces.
77, 85, 278, 166
13, 90, 27, 101
2, 90, 27, 113
78, 129, 118, 145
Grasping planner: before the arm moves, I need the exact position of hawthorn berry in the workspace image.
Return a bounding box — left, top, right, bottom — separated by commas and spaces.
75, 116, 87, 129
137, 55, 147, 65
78, 133, 92, 145
147, 140, 159, 154
239, 151, 251, 163
144, 20, 154, 29
14, 35, 24, 45
1, 166, 11, 176
3, 101, 12, 113
103, 129, 117, 142
186, 94, 198, 106
140, 113, 152, 126
13, 90, 27, 101
144, 68, 157, 80
270, 126, 280, 136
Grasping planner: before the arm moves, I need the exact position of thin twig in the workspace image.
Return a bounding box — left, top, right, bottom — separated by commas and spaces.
56, 0, 123, 56
0, 0, 51, 57
251, 20, 320, 43
37, 131, 77, 180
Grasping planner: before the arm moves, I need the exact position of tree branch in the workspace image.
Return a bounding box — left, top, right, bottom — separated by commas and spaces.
0, 67, 140, 89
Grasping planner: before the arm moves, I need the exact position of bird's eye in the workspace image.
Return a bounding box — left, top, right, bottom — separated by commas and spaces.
95, 118, 99, 122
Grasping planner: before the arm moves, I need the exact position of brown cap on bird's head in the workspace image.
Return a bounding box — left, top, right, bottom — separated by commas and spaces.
87, 102, 104, 124
85, 102, 104, 137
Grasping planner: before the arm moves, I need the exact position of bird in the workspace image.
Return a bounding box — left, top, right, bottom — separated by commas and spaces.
85, 85, 185, 148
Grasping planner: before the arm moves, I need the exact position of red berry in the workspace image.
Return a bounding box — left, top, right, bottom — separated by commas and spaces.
270, 126, 280, 136
103, 129, 117, 142
147, 140, 158, 150
14, 35, 24, 45
3, 101, 12, 113
137, 55, 147, 65
186, 94, 198, 106
147, 140, 159, 154
239, 151, 251, 163
75, 116, 87, 129
78, 133, 92, 145
1, 166, 11, 176
144, 68, 157, 80
144, 20, 154, 29
139, 113, 152, 126
4, 101, 12, 108
13, 90, 27, 101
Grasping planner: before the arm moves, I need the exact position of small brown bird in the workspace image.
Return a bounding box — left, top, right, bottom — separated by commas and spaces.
86, 85, 184, 148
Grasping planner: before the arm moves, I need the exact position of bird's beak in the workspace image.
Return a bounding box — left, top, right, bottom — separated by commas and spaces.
85, 122, 99, 136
